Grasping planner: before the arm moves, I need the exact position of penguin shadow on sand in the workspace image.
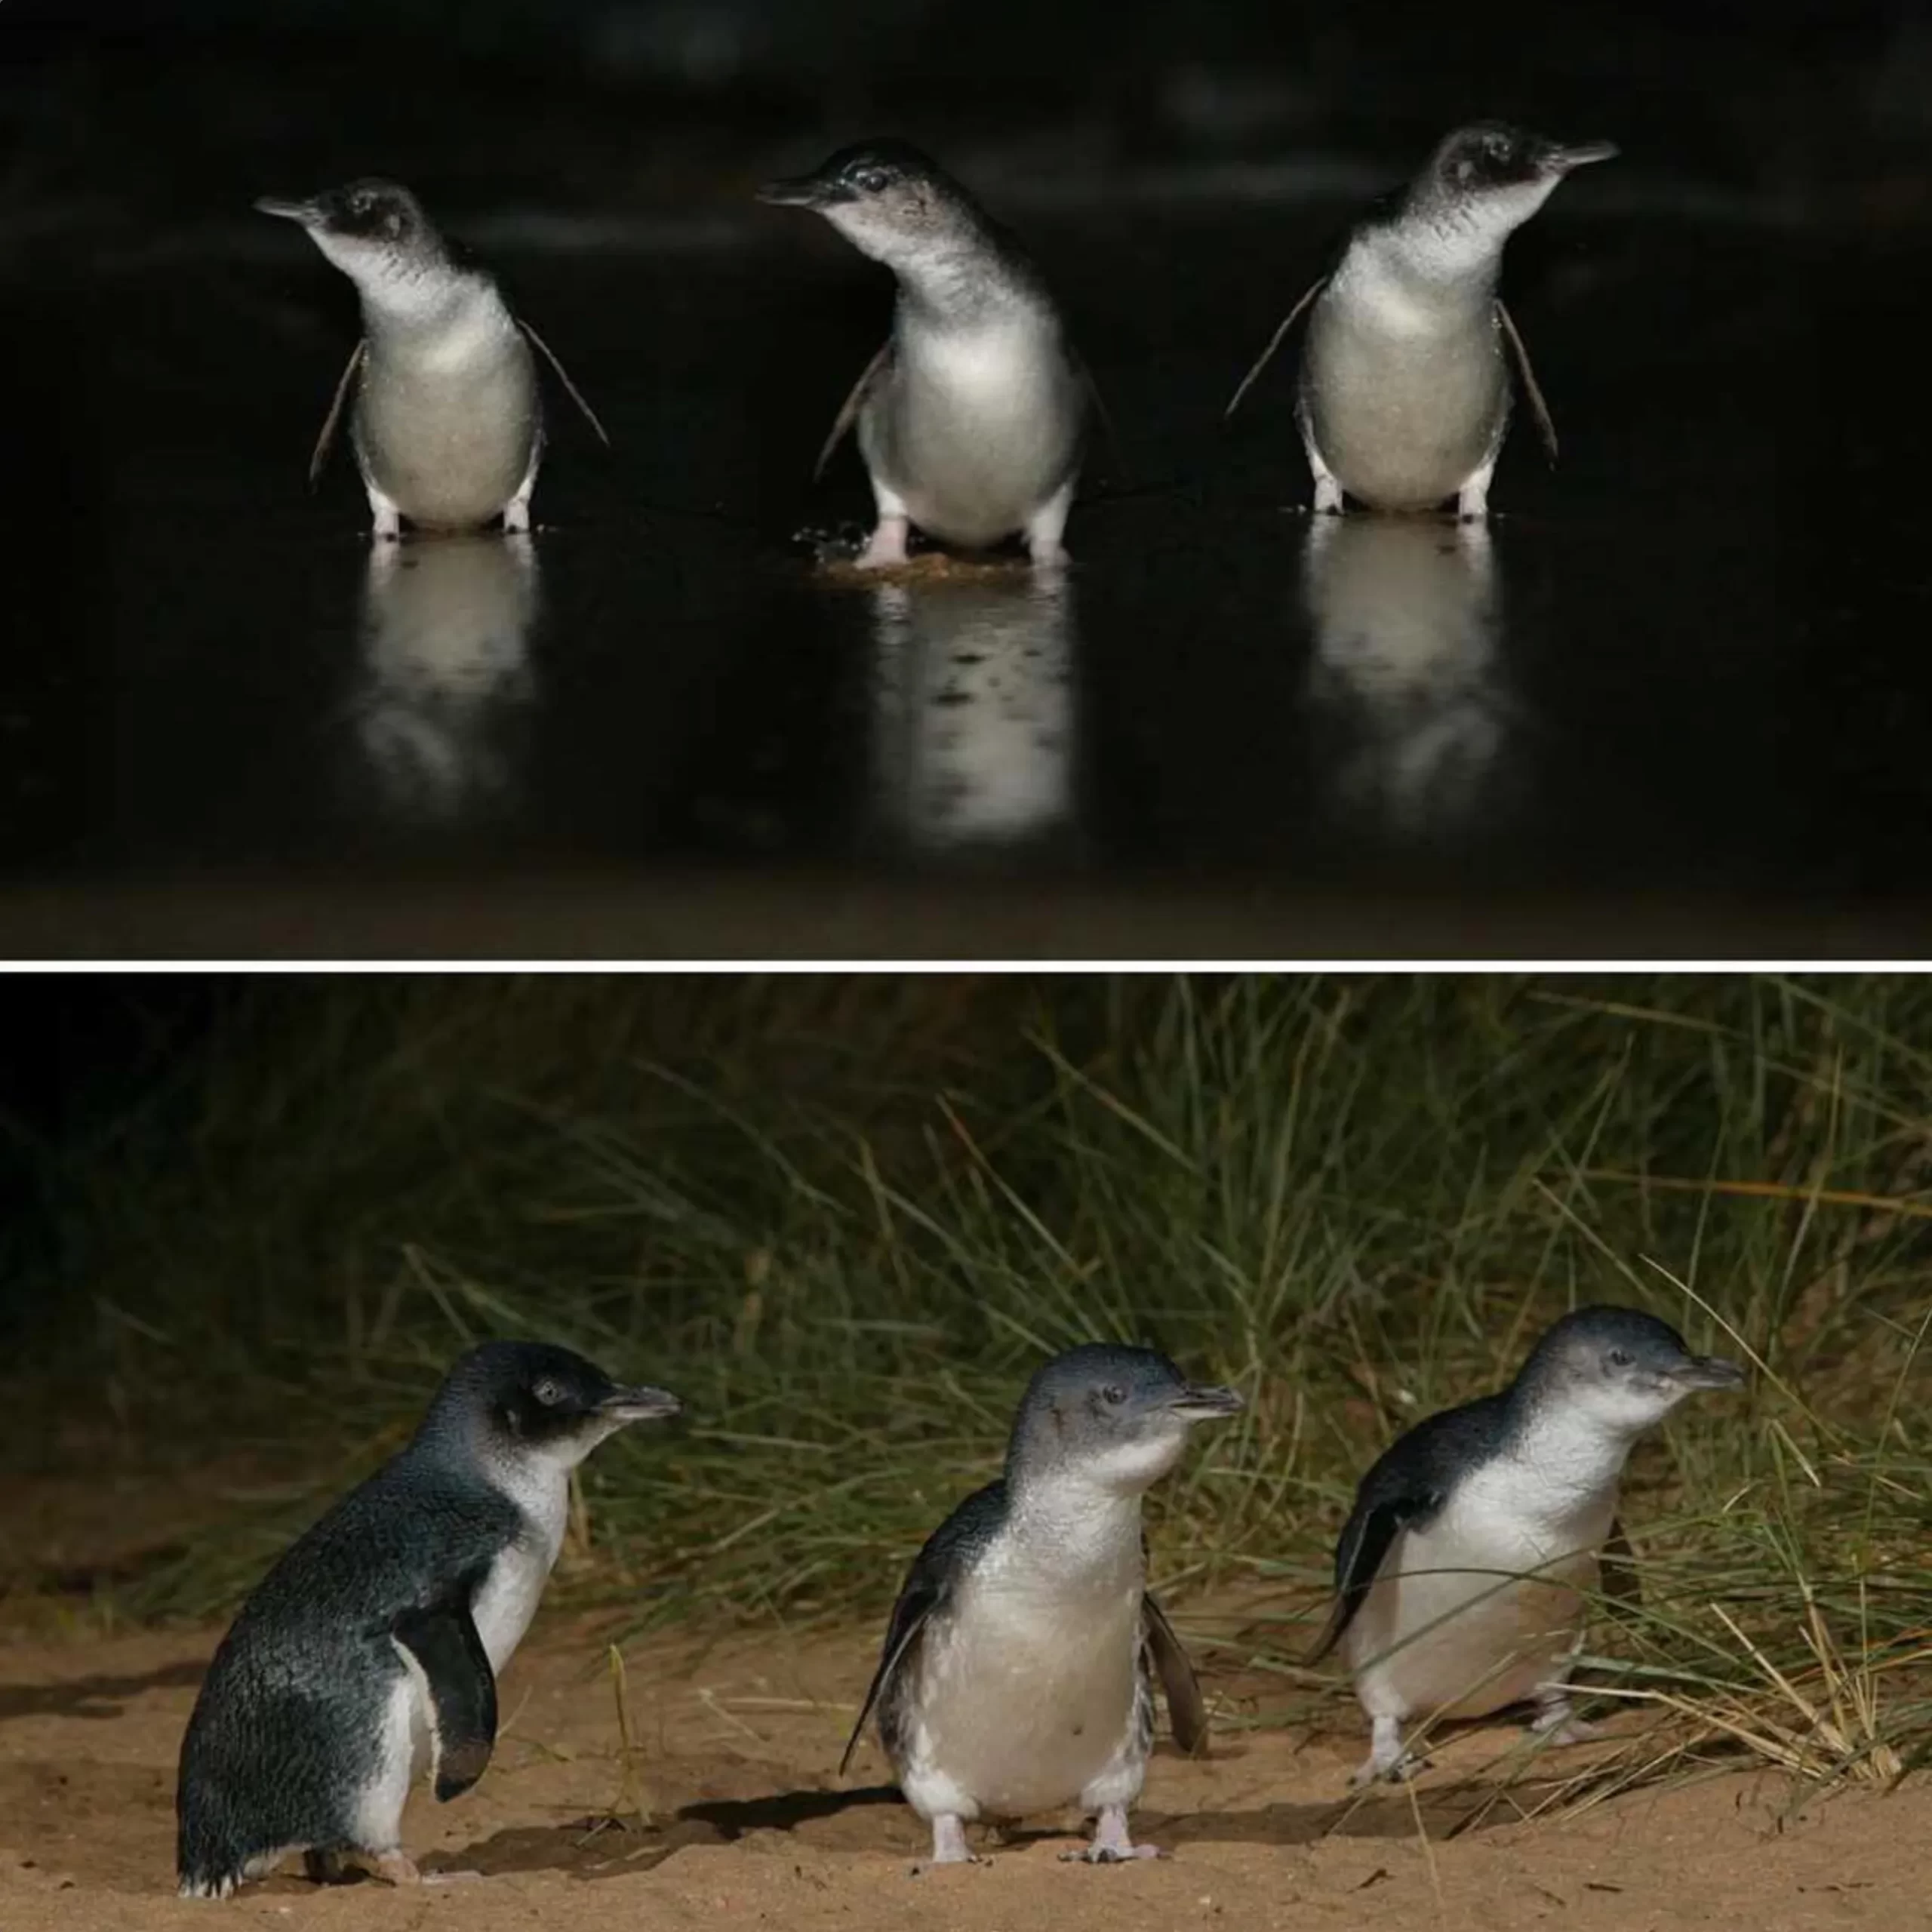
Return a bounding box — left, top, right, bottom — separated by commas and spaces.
861, 566, 1083, 863
0, 1659, 206, 1724
337, 531, 540, 832
1299, 512, 1525, 857
441, 1784, 906, 1883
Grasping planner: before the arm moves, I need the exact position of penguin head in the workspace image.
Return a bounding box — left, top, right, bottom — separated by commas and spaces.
757, 140, 985, 269
423, 1340, 681, 1468
1412, 123, 1617, 246
1006, 1343, 1244, 1497
255, 179, 446, 287
1518, 1305, 1744, 1438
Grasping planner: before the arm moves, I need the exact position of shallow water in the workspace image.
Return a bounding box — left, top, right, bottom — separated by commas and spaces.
5, 192, 1931, 956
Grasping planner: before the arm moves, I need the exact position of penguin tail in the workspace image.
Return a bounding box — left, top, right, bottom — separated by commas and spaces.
175, 1810, 249, 1900
174, 1859, 241, 1902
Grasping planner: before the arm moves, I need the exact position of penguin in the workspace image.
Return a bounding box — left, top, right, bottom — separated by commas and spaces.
758, 140, 1090, 569
174, 1340, 679, 1898
840, 1343, 1243, 1867
1308, 1306, 1743, 1785
254, 180, 608, 539
1226, 123, 1617, 518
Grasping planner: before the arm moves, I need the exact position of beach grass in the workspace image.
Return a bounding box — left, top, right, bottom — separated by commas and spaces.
9, 972, 1929, 1795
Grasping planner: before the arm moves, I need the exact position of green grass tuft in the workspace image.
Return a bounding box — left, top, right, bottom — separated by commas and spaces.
8, 973, 1930, 1795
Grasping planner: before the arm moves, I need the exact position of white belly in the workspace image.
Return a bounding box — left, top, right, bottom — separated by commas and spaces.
869, 318, 1078, 547
1345, 1472, 1611, 1724
1303, 276, 1506, 510
900, 1576, 1143, 1820
469, 1460, 569, 1675
357, 310, 538, 529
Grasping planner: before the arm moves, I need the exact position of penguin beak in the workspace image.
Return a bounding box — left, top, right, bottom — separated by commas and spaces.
1675, 1355, 1745, 1392
254, 195, 321, 227
1167, 1383, 1245, 1423
598, 1385, 683, 1423
1541, 140, 1620, 175
756, 174, 848, 211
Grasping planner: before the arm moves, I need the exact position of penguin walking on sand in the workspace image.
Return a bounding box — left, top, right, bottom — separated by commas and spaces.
1226, 122, 1617, 519
841, 1343, 1243, 1868
255, 180, 608, 539
175, 1341, 679, 1898
758, 140, 1091, 569
1309, 1306, 1743, 1785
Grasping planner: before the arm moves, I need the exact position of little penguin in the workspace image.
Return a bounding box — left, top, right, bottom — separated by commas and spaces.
254, 180, 608, 539
1309, 1305, 1743, 1785
175, 1340, 679, 1898
1226, 122, 1617, 519
840, 1343, 1243, 1867
758, 140, 1090, 569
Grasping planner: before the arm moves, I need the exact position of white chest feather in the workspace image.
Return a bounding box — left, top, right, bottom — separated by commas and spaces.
917, 312, 1057, 391
898, 1500, 1149, 1822
468, 1459, 570, 1674
1305, 238, 1506, 509
1345, 1441, 1622, 1724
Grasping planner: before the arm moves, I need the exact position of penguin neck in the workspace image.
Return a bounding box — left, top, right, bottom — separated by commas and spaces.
420, 1415, 588, 1544
1502, 1389, 1641, 1506
891, 235, 1038, 334
1000, 1466, 1148, 1590
357, 260, 508, 344
1371, 201, 1511, 300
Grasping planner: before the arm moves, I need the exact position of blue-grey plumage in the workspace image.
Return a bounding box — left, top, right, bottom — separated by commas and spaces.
174, 1341, 678, 1899
1309, 1306, 1743, 1784
758, 140, 1088, 569
1227, 123, 1616, 519
256, 181, 607, 540
841, 1343, 1241, 1868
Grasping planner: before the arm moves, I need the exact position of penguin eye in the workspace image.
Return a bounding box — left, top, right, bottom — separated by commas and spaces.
532, 1377, 564, 1406
1606, 1349, 1634, 1370
1100, 1384, 1128, 1406
854, 168, 892, 195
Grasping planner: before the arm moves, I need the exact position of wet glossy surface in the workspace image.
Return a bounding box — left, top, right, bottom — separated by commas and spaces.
4, 195, 1930, 955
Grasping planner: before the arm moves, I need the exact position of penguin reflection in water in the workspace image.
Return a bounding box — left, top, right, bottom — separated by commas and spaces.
255, 181, 608, 539
175, 1342, 679, 1897
1311, 1306, 1743, 1785
842, 1345, 1243, 1867
1227, 123, 1617, 519
759, 141, 1091, 569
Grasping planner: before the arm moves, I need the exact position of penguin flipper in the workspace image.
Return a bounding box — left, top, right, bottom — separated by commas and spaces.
1070, 346, 1126, 484
1142, 1590, 1210, 1757
1306, 1493, 1429, 1666
1497, 301, 1558, 466
815, 339, 893, 482
838, 1574, 934, 1778
309, 342, 365, 490
1224, 276, 1327, 420
839, 1482, 1005, 1777
517, 316, 612, 448
392, 1600, 498, 1801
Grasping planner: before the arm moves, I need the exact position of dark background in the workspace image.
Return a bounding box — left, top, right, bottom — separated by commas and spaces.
2, 5, 1931, 955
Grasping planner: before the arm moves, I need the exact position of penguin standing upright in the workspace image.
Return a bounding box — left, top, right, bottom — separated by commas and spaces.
255, 180, 606, 538
841, 1343, 1243, 1867
1310, 1306, 1743, 1784
758, 140, 1090, 568
175, 1341, 678, 1897
1227, 122, 1617, 518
